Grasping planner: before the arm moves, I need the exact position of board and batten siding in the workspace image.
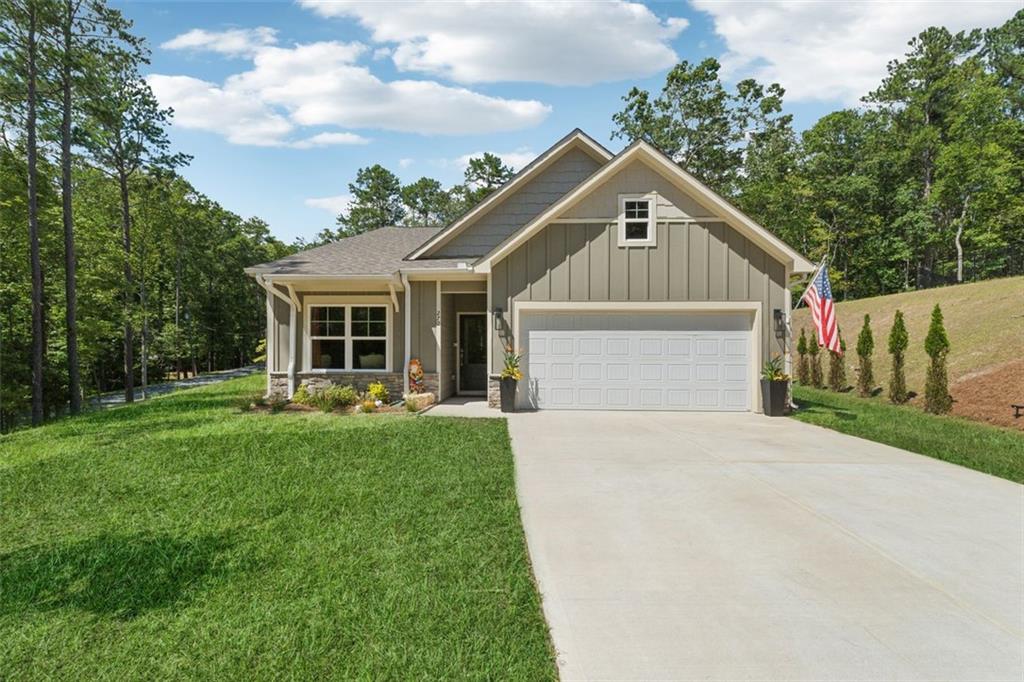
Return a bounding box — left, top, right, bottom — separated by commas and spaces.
410, 281, 439, 373
432, 147, 603, 258
489, 220, 788, 374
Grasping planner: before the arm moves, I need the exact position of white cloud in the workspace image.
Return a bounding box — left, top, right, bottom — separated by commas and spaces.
149, 39, 550, 145
290, 132, 371, 148
147, 74, 294, 146
162, 27, 278, 57
692, 0, 1018, 104
299, 0, 688, 86
398, 158, 414, 168
305, 194, 352, 214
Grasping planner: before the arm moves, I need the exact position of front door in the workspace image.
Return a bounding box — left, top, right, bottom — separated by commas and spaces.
458, 313, 487, 394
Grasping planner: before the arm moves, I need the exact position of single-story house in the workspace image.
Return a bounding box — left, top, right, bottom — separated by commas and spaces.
245, 129, 815, 412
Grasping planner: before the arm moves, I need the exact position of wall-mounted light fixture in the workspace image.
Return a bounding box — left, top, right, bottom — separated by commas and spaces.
773, 308, 786, 338
493, 307, 504, 331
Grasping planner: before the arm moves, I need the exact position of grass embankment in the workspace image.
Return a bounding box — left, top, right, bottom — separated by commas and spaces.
792, 385, 1024, 483
0, 375, 556, 680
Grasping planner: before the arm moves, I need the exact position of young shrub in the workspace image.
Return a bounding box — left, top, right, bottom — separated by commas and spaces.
404, 399, 419, 413
359, 399, 377, 413
269, 398, 287, 413
796, 328, 810, 385
856, 314, 874, 397
292, 384, 313, 406
924, 304, 953, 414
888, 310, 909, 404
367, 381, 390, 404
828, 337, 847, 391
808, 335, 823, 388
325, 384, 359, 408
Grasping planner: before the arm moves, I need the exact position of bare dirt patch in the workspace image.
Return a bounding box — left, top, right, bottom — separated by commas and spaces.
950, 358, 1024, 431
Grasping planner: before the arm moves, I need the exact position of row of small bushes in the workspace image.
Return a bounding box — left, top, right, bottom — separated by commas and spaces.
292, 381, 391, 413
796, 304, 952, 414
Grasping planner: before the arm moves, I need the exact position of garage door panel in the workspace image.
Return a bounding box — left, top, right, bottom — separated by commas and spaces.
522, 313, 751, 411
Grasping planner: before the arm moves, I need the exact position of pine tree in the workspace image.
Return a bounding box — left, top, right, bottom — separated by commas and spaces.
888, 310, 909, 403
809, 334, 823, 388
924, 304, 952, 413
856, 314, 875, 397
828, 337, 847, 391
796, 327, 810, 384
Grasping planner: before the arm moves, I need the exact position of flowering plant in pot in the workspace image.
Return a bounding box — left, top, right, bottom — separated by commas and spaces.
760, 355, 790, 417
499, 346, 523, 413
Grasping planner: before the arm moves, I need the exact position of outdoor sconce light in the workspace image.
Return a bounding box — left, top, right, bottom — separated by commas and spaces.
493, 307, 504, 331
773, 308, 786, 338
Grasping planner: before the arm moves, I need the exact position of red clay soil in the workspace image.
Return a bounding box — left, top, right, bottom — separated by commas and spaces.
949, 358, 1024, 431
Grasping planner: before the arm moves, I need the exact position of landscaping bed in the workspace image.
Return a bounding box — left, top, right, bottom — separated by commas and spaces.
0, 375, 556, 679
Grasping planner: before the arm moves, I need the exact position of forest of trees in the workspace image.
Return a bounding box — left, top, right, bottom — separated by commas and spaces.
0, 0, 291, 430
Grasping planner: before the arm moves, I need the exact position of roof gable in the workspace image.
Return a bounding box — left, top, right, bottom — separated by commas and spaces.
476, 141, 816, 274
408, 129, 612, 260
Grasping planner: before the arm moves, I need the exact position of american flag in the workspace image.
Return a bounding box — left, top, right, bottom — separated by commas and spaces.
801, 264, 842, 354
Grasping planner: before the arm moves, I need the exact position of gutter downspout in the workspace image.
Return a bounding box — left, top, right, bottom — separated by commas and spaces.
401, 273, 411, 396
284, 284, 301, 399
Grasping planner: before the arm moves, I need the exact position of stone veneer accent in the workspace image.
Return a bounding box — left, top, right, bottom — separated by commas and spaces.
487, 375, 501, 409
268, 372, 437, 400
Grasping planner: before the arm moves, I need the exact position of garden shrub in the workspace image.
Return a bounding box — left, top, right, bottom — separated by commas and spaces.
796, 328, 810, 385
294, 383, 358, 412
856, 314, 874, 397
359, 399, 377, 413
924, 304, 952, 414
809, 335, 823, 388
828, 337, 847, 391
292, 384, 313, 406
888, 310, 909, 404
367, 381, 390, 403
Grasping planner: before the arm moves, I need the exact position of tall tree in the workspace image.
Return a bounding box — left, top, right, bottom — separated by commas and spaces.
401, 176, 448, 226
336, 164, 404, 236
463, 152, 513, 203
77, 48, 185, 402
0, 0, 49, 424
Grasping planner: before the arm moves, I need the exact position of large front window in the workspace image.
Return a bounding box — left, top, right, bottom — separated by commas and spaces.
309, 305, 387, 371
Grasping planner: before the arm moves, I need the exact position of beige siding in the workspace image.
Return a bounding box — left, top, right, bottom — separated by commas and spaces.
561, 159, 716, 221
490, 221, 788, 373
433, 147, 602, 258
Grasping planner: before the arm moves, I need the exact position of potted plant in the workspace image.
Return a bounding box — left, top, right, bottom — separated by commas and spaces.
760, 355, 790, 417
499, 346, 523, 413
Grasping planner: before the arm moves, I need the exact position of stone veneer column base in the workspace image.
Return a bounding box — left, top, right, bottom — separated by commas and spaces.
487, 375, 501, 409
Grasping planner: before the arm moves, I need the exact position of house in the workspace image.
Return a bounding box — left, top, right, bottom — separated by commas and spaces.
245, 129, 815, 412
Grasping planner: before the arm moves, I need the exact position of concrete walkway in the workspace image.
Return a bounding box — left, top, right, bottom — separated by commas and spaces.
91, 365, 262, 408
508, 410, 1023, 681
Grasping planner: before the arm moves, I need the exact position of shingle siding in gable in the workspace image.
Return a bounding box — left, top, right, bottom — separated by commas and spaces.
432, 147, 602, 258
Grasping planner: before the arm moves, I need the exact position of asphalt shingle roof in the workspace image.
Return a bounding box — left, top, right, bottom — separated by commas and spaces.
246, 227, 470, 277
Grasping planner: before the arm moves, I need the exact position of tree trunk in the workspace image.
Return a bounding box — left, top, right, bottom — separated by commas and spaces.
139, 222, 148, 400
174, 257, 182, 379
26, 5, 44, 426
955, 196, 969, 284
61, 1, 82, 415
118, 168, 135, 403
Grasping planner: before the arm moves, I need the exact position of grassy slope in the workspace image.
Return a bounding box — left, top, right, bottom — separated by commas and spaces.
792, 276, 1024, 390
0, 376, 556, 680
792, 385, 1024, 483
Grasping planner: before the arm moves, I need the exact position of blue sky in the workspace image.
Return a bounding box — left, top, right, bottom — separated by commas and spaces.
115, 0, 1018, 244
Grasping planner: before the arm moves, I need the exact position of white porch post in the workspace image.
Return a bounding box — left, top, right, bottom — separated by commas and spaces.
287, 301, 296, 398
402, 273, 411, 395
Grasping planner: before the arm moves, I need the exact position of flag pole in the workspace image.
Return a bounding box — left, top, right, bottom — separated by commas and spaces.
793, 254, 828, 311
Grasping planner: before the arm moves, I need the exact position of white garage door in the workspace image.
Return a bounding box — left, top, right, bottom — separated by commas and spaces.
521, 312, 752, 411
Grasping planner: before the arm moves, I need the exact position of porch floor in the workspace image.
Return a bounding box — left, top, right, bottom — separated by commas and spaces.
422, 396, 496, 418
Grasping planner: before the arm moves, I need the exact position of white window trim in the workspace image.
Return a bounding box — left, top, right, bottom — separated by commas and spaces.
617, 193, 657, 247
303, 298, 391, 373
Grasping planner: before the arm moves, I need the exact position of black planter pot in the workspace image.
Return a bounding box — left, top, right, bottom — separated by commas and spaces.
760, 379, 788, 417
499, 377, 518, 413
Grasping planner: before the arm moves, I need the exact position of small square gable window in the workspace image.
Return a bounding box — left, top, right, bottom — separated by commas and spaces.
618, 194, 656, 247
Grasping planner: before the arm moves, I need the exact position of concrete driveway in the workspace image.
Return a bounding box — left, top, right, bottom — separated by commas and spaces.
508, 411, 1023, 681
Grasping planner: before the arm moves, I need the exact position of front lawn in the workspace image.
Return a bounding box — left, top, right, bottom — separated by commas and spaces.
791, 385, 1024, 484
0, 375, 556, 679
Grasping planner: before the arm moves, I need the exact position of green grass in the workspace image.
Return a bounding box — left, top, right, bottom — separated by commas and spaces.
792, 385, 1024, 483
792, 276, 1024, 388
0, 375, 556, 680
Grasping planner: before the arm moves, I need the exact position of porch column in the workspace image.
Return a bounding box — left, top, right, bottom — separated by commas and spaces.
402, 274, 411, 395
